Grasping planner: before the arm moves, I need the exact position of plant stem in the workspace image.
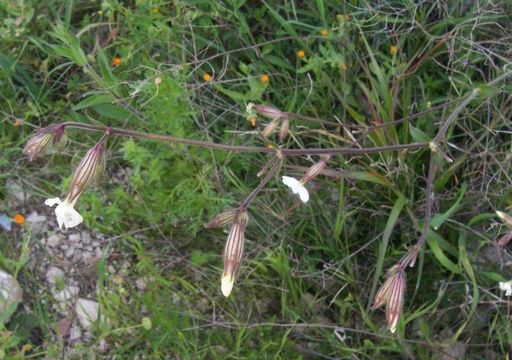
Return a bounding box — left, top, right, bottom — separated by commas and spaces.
62, 122, 428, 157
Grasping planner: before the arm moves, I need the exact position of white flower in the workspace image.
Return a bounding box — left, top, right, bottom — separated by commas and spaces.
45, 197, 83, 229
221, 273, 234, 298
282, 176, 309, 203
499, 280, 512, 296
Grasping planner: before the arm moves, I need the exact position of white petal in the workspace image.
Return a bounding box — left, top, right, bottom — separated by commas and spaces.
55, 200, 83, 229
221, 273, 234, 298
45, 197, 62, 207
282, 176, 309, 203
500, 281, 512, 296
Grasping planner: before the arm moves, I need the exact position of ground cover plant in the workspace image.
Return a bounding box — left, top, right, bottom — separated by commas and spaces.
1, 0, 512, 358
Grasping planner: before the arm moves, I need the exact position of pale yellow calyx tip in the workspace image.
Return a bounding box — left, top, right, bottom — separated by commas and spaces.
246, 103, 254, 112
496, 211, 506, 220
221, 273, 234, 297
389, 326, 397, 333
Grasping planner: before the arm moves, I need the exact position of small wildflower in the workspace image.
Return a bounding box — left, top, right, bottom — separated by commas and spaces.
13, 119, 23, 127
339, 63, 347, 72
154, 76, 162, 86
266, 143, 275, 149
12, 213, 25, 225
336, 14, 349, 21
296, 50, 305, 58
46, 135, 107, 229
112, 56, 121, 66
259, 74, 269, 84
389, 45, 398, 55
221, 211, 249, 297
320, 29, 328, 37
23, 124, 65, 162
500, 280, 512, 296
282, 176, 309, 203
203, 73, 212, 82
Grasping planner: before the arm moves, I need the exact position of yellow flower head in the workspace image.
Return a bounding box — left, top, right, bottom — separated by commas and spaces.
112, 56, 121, 66
320, 29, 328, 37
389, 45, 398, 55
259, 74, 269, 84
203, 73, 212, 82
296, 50, 305, 58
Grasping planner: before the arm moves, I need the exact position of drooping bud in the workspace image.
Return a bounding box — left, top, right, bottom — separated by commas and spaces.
372, 265, 406, 333
23, 124, 65, 161
66, 135, 107, 204
261, 118, 281, 138
386, 271, 405, 333
221, 211, 249, 297
204, 208, 238, 229
301, 155, 330, 184
279, 118, 289, 142
250, 104, 286, 120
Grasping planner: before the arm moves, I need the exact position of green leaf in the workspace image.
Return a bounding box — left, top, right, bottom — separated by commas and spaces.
72, 94, 116, 111
426, 231, 461, 273
430, 183, 468, 230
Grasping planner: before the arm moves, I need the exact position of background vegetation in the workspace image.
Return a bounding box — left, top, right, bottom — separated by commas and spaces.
1, 0, 511, 358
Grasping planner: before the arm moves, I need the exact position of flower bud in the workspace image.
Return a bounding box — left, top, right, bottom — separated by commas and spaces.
301, 156, 329, 184
221, 211, 249, 297
261, 118, 280, 138
251, 104, 286, 120
204, 208, 238, 229
66, 137, 107, 204
279, 118, 289, 142
23, 124, 65, 161
386, 271, 405, 333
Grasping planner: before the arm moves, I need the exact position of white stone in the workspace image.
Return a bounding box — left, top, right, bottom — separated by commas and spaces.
69, 326, 82, 341
46, 234, 62, 247
65, 246, 75, 258
81, 231, 91, 244
68, 233, 81, 242
46, 266, 65, 285
54, 285, 79, 303
0, 269, 23, 324
26, 212, 47, 223
76, 299, 99, 329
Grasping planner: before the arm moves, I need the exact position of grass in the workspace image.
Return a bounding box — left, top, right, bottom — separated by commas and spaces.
1, 0, 512, 358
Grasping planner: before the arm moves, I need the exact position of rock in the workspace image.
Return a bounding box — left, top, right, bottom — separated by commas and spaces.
26, 212, 47, 223
82, 252, 99, 266
0, 269, 23, 324
68, 233, 81, 242
65, 246, 75, 258
81, 231, 91, 245
46, 234, 62, 248
135, 278, 147, 291
46, 266, 65, 285
76, 299, 99, 329
6, 180, 30, 202
54, 285, 79, 303
69, 326, 82, 341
